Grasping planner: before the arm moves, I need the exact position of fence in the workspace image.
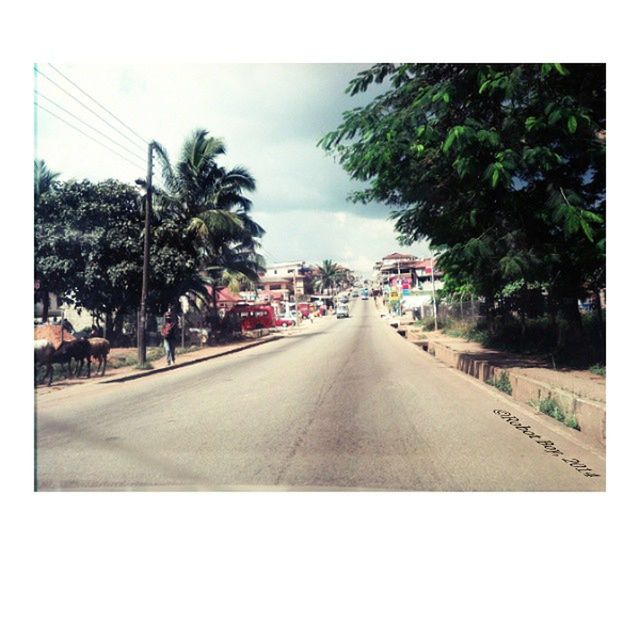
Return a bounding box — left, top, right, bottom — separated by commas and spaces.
412, 299, 483, 324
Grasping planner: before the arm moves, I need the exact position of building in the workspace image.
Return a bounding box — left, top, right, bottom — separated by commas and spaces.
257, 261, 312, 302
373, 252, 444, 295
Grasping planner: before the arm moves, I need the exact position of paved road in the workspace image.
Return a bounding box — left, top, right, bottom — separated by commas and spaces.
35, 299, 605, 490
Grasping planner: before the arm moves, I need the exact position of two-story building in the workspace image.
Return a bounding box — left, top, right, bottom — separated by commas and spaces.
257, 261, 312, 302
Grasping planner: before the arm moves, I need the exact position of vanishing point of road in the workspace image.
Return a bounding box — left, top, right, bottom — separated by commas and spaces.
35, 299, 605, 491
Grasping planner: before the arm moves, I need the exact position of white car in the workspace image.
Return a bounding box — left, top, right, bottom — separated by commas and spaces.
336, 304, 349, 319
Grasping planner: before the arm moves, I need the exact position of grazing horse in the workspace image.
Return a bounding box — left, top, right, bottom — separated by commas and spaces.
88, 337, 110, 376
51, 337, 92, 379
34, 339, 55, 386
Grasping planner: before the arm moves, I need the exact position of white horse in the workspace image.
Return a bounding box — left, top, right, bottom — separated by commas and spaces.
34, 338, 55, 386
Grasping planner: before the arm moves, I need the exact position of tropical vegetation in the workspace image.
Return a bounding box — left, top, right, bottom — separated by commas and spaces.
320, 63, 605, 362
34, 129, 265, 340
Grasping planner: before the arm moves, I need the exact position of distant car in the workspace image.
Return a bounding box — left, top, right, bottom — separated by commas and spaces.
336, 304, 349, 319
351, 291, 359, 298
339, 295, 349, 304
275, 316, 295, 327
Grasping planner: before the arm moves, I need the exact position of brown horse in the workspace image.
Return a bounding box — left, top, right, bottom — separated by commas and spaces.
88, 337, 111, 376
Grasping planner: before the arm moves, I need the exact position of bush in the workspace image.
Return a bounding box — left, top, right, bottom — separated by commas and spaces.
533, 396, 580, 430
538, 396, 565, 422
486, 371, 512, 395
441, 311, 605, 369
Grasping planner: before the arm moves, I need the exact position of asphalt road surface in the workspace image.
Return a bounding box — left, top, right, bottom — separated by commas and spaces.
35, 299, 605, 491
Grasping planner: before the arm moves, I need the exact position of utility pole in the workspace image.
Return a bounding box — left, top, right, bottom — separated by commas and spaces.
137, 142, 154, 366
290, 266, 300, 326
430, 255, 438, 331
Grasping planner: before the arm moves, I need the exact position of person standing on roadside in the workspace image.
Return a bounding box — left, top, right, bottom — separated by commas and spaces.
161, 304, 178, 366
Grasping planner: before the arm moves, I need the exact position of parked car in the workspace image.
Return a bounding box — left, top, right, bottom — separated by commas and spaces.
336, 304, 350, 319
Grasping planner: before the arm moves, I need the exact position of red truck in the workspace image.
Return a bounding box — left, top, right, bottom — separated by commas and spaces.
226, 304, 294, 332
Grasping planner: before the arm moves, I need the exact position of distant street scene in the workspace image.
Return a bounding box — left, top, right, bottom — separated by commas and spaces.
34, 63, 605, 491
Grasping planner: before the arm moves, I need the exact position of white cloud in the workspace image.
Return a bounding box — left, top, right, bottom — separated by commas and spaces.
35, 63, 407, 272
253, 209, 432, 277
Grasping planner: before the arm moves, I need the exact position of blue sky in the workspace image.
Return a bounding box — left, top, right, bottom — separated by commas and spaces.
34, 63, 433, 275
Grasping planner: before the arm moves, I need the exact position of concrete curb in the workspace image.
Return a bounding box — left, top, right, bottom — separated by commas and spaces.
100, 335, 282, 384
394, 325, 606, 448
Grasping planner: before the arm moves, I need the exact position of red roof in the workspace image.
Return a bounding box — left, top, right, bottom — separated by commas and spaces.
382, 252, 417, 260
205, 285, 242, 303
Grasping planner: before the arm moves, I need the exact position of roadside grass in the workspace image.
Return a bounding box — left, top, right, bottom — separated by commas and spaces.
531, 396, 580, 430
486, 371, 512, 395
108, 347, 164, 369
589, 363, 606, 377
108, 345, 201, 370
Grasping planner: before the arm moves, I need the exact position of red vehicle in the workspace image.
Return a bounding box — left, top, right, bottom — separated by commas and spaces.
298, 302, 311, 319
225, 304, 295, 332
226, 304, 277, 332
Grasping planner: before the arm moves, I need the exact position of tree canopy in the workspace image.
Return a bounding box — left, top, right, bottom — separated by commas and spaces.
35, 177, 204, 333
320, 63, 605, 341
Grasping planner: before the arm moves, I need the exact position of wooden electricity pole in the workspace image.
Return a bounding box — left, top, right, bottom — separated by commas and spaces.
137, 142, 154, 365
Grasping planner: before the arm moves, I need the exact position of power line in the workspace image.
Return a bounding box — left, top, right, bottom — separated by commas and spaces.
35, 90, 147, 164
34, 66, 148, 154
48, 63, 149, 147
34, 102, 146, 173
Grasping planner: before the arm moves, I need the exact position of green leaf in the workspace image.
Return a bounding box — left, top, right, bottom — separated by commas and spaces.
567, 115, 577, 134
554, 63, 569, 76
491, 166, 500, 188
525, 116, 538, 131
580, 219, 594, 242
479, 79, 492, 94
548, 109, 563, 126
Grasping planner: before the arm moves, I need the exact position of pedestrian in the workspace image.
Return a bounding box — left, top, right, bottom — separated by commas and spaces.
161, 304, 178, 366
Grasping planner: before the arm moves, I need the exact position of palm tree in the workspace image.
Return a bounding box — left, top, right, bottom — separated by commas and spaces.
154, 129, 265, 329
314, 259, 343, 295
34, 159, 60, 204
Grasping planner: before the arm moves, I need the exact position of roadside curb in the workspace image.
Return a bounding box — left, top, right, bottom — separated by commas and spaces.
100, 335, 282, 384
387, 321, 606, 449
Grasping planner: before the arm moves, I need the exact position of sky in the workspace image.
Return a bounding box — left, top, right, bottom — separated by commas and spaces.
34, 63, 433, 277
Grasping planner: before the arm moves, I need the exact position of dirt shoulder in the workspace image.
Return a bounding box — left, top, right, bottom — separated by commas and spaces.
407, 328, 605, 403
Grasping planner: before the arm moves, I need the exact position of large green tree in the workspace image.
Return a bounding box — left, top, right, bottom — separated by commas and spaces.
320, 63, 605, 347
35, 178, 205, 339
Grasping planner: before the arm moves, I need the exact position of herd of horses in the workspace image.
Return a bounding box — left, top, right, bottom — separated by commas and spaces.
34, 323, 111, 386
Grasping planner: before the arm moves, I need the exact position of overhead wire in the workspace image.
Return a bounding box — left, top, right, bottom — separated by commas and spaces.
34, 66, 148, 154
35, 90, 147, 164
34, 102, 146, 173
47, 63, 149, 147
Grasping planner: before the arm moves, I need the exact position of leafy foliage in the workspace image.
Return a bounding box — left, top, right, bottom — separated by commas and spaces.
154, 130, 265, 325
320, 64, 605, 344
35, 178, 204, 326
